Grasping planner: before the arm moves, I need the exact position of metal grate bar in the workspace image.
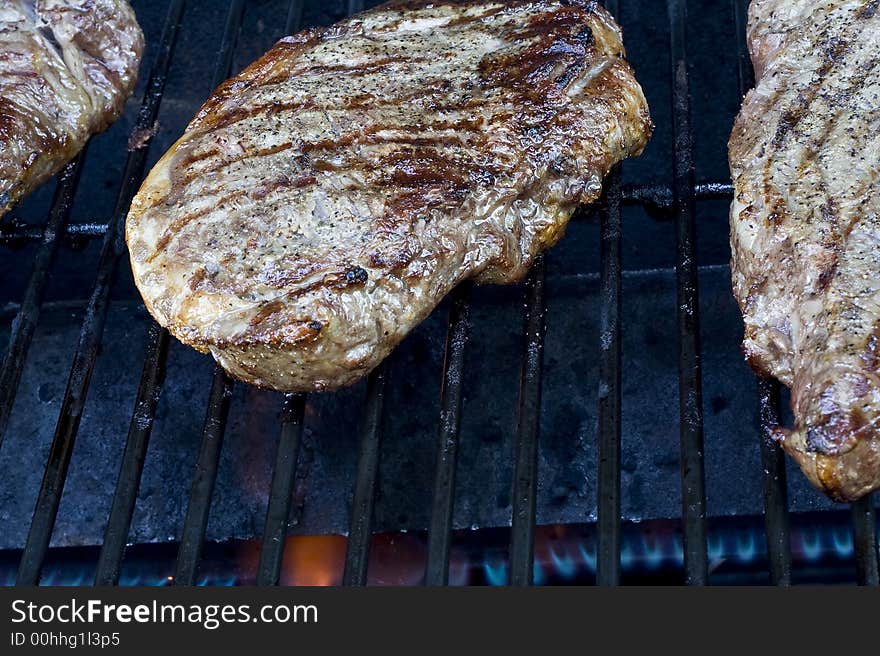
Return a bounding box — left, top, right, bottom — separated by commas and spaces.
1, 183, 738, 246
851, 495, 879, 585
424, 283, 472, 585
622, 182, 732, 211
174, 367, 234, 585
596, 4, 621, 582
756, 379, 792, 585
668, 0, 708, 586
171, 0, 249, 585
15, 0, 187, 586
1, 221, 106, 245
251, 0, 309, 589
342, 364, 387, 586
509, 256, 547, 586
93, 0, 246, 587
338, 0, 379, 590
285, 0, 305, 35
0, 153, 86, 450
596, 167, 623, 586
94, 325, 170, 585
732, 0, 754, 95
596, 0, 624, 590
256, 394, 306, 586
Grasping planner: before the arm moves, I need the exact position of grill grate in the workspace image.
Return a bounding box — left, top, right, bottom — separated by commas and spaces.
669, 0, 708, 586
0, 0, 877, 587
424, 282, 471, 585
256, 393, 306, 586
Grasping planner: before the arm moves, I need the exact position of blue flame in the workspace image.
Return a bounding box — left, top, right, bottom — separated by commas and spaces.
532, 561, 545, 586
800, 528, 822, 561
196, 576, 237, 586
549, 545, 577, 578
578, 543, 597, 572
620, 541, 634, 570
831, 527, 853, 558
483, 556, 507, 586
735, 531, 758, 563
707, 532, 725, 562
125, 574, 172, 586
641, 537, 666, 569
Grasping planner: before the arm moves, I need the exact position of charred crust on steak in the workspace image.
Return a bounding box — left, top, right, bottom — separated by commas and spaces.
344, 267, 369, 285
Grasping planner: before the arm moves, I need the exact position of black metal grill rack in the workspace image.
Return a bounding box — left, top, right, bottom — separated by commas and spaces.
0, 0, 878, 587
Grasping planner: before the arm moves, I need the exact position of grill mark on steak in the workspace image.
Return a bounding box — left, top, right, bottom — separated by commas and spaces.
151, 188, 250, 256
175, 110, 485, 195
175, 140, 298, 187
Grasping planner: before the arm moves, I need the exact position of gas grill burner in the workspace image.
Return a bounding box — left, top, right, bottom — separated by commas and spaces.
0, 0, 877, 587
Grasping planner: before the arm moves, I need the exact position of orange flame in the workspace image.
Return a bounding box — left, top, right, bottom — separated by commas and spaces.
279, 536, 347, 586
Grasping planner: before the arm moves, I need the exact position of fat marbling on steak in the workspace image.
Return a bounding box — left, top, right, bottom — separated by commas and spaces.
126, 0, 652, 393
0, 0, 144, 217
730, 0, 880, 500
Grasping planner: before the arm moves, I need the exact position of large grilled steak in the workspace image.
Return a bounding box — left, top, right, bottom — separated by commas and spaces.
730, 0, 880, 500
126, 0, 651, 393
0, 0, 143, 218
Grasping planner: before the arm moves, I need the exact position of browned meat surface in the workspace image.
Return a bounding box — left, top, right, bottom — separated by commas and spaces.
0, 0, 143, 217
126, 0, 652, 393
730, 0, 880, 500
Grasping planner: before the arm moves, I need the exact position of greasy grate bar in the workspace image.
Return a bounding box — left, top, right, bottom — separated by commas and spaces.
170, 0, 245, 586
334, 0, 388, 589
174, 366, 234, 585
594, 0, 623, 589
756, 379, 791, 585
256, 394, 306, 586
0, 153, 86, 450
852, 496, 879, 585
0, 182, 737, 246
509, 256, 547, 586
669, 0, 708, 586
424, 283, 472, 586
342, 364, 387, 586
596, 166, 623, 585
14, 0, 187, 586
94, 324, 170, 585
254, 0, 307, 589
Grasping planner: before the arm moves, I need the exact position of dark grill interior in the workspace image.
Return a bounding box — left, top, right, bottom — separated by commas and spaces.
0, 0, 878, 586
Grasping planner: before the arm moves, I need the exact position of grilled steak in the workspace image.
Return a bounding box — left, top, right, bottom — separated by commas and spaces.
730, 0, 880, 500
126, 0, 651, 392
0, 0, 143, 217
